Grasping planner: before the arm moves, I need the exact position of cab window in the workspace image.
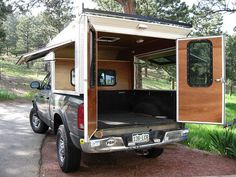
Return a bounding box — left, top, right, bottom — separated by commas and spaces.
98, 69, 116, 86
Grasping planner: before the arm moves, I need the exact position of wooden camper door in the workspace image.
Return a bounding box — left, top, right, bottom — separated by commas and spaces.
87, 26, 97, 138
177, 36, 225, 124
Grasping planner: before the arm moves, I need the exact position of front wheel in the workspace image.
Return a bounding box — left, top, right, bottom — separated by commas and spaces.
56, 125, 81, 173
29, 108, 48, 134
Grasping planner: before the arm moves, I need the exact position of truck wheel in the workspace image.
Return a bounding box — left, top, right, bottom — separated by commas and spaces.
144, 148, 164, 158
30, 108, 48, 133
56, 125, 81, 173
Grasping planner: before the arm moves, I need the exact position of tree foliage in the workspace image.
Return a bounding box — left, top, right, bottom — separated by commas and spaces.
190, 4, 223, 36
196, 0, 236, 15
42, 0, 74, 33
226, 35, 236, 95
94, 0, 190, 22
2, 0, 74, 56
0, 0, 12, 53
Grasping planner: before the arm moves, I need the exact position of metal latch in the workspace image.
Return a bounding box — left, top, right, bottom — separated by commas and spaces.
215, 78, 225, 83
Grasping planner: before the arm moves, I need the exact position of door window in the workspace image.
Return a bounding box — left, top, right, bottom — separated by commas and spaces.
41, 73, 51, 90
187, 40, 213, 87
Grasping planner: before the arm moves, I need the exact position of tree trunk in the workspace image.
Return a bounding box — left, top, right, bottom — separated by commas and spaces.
136, 64, 142, 88
115, 0, 136, 14
145, 65, 148, 77
171, 79, 175, 90
230, 80, 233, 96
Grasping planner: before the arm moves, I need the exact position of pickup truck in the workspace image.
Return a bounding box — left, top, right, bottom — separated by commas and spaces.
29, 72, 189, 172
19, 8, 225, 173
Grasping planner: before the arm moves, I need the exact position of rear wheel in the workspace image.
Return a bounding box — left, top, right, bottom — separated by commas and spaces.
29, 108, 48, 134
56, 125, 81, 173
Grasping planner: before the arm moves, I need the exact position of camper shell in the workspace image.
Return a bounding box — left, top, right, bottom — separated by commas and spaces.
18, 9, 225, 172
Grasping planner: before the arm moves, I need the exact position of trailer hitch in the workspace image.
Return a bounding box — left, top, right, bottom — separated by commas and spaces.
223, 118, 236, 128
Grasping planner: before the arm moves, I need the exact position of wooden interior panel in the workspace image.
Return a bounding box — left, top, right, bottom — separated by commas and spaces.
55, 43, 75, 58
55, 59, 75, 91
135, 39, 176, 55
87, 30, 97, 138
98, 60, 133, 90
98, 32, 156, 48
178, 37, 223, 123
98, 45, 133, 60
98, 32, 175, 58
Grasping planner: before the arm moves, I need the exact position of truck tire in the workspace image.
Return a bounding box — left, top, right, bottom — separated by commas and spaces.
144, 148, 164, 158
29, 108, 48, 134
56, 125, 81, 173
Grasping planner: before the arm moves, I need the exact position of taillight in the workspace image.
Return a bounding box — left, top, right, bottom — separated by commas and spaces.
77, 104, 84, 130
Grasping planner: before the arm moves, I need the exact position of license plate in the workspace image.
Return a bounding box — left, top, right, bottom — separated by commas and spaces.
132, 133, 149, 144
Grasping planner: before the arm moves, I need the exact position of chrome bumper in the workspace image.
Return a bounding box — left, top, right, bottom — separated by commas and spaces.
81, 129, 189, 153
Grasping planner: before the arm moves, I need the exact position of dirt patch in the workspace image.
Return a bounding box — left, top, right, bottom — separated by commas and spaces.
40, 133, 236, 177
0, 74, 33, 95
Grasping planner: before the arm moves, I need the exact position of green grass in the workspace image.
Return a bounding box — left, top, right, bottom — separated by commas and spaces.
226, 94, 236, 122
185, 94, 236, 154
0, 88, 17, 101
143, 77, 172, 90
22, 91, 37, 100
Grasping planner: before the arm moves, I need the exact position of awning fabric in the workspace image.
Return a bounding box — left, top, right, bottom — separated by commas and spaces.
16, 40, 75, 65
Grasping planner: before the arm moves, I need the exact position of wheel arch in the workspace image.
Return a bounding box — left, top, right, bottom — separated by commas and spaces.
52, 111, 70, 135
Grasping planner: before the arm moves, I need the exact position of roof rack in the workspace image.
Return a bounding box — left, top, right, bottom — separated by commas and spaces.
83, 8, 192, 29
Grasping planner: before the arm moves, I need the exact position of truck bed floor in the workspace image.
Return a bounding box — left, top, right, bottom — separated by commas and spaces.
98, 112, 175, 129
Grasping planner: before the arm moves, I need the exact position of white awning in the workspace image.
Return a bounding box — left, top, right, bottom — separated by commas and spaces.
17, 40, 75, 64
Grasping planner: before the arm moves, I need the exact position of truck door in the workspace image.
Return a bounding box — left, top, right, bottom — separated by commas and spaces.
37, 73, 51, 125
87, 27, 97, 138
177, 36, 225, 124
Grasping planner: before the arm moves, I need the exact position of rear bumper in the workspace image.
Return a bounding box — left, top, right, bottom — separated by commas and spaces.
80, 129, 188, 153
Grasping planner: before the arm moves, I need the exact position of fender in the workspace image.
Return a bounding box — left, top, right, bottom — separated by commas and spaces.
32, 100, 39, 114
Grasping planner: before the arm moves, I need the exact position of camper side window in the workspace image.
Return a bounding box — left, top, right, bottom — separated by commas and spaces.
98, 69, 116, 86
187, 40, 213, 87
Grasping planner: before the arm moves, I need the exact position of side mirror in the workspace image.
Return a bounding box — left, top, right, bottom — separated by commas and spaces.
30, 81, 40, 89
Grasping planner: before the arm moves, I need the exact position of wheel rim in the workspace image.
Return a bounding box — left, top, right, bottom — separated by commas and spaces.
32, 114, 40, 129
58, 137, 65, 164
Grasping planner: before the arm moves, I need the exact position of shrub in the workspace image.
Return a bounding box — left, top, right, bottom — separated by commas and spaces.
210, 126, 236, 158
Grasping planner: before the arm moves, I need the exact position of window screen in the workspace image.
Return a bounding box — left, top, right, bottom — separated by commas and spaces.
187, 40, 213, 87
98, 69, 116, 86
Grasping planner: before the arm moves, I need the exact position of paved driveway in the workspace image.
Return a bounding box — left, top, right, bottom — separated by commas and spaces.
0, 100, 44, 177
40, 133, 236, 177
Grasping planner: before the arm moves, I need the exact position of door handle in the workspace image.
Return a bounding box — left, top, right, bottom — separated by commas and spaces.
215, 78, 225, 83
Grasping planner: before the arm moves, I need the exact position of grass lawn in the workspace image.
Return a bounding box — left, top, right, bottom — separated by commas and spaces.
0, 59, 46, 80
0, 88, 17, 101
0, 58, 47, 100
